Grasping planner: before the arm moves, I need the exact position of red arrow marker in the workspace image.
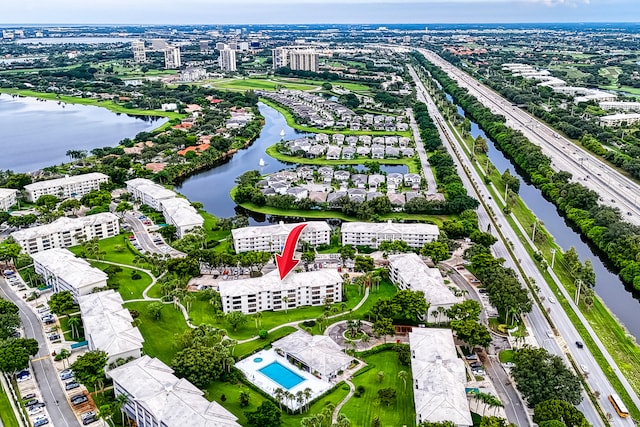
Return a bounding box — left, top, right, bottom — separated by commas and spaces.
275, 223, 307, 280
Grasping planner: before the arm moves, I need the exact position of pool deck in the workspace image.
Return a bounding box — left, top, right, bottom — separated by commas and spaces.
236, 349, 333, 411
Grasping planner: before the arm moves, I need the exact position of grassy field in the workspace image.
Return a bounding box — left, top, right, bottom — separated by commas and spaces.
340, 350, 416, 427
209, 77, 318, 92
124, 301, 189, 364
599, 66, 623, 85
90, 261, 153, 301
332, 81, 372, 92
234, 326, 297, 359
68, 234, 151, 269
548, 65, 591, 81
0, 88, 183, 131
0, 386, 19, 427
265, 144, 419, 173
59, 315, 84, 342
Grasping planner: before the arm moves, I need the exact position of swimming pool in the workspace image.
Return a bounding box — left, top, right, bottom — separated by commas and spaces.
258, 361, 306, 389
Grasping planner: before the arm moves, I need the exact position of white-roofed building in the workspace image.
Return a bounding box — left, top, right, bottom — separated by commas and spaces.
410, 328, 472, 427
125, 178, 176, 210
272, 330, 352, 381
0, 188, 18, 211
600, 101, 640, 112
32, 248, 108, 301
108, 356, 241, 427
388, 253, 462, 321
231, 221, 330, 253
11, 213, 119, 254
24, 173, 109, 202
159, 198, 204, 238
219, 270, 342, 314
341, 220, 439, 249
79, 290, 144, 365
600, 113, 640, 127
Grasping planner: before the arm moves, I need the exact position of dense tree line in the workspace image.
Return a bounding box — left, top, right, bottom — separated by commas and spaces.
414, 51, 640, 291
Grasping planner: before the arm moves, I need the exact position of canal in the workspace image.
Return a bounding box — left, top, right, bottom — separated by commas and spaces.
445, 93, 640, 340
175, 102, 407, 224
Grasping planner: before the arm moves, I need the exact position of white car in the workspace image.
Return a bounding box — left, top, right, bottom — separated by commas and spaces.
548, 296, 556, 304
28, 405, 44, 415
546, 330, 554, 338
580, 364, 590, 374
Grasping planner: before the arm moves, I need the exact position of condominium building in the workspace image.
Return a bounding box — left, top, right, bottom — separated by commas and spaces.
600, 113, 640, 127
288, 50, 319, 72
132, 40, 146, 63
79, 290, 144, 365
11, 212, 120, 254
219, 48, 237, 71
108, 356, 241, 427
125, 178, 176, 211
388, 253, 462, 322
341, 221, 439, 249
32, 248, 108, 301
410, 328, 472, 427
24, 172, 109, 202
219, 270, 342, 314
231, 221, 331, 253
272, 47, 289, 69
164, 45, 181, 69
159, 197, 204, 238
0, 188, 18, 211
600, 101, 640, 112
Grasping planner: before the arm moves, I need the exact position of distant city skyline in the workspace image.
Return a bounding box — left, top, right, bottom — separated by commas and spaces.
2, 0, 639, 25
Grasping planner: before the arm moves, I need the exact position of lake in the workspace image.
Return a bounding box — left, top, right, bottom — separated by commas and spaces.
0, 94, 166, 172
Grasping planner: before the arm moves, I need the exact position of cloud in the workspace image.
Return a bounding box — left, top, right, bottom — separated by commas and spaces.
526, 0, 590, 6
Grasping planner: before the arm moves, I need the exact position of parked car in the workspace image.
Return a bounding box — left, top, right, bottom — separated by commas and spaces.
28, 405, 44, 415
60, 369, 74, 380
24, 399, 39, 407
33, 417, 49, 427
65, 381, 80, 391
48, 334, 60, 341
465, 354, 478, 360
82, 411, 98, 425
580, 364, 590, 374
36, 306, 50, 314
546, 330, 554, 338
71, 394, 88, 406
470, 362, 483, 369
22, 393, 36, 401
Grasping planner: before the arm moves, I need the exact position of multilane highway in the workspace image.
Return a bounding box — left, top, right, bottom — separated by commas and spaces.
409, 63, 635, 426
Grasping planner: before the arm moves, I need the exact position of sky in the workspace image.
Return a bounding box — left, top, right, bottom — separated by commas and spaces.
2, 0, 639, 25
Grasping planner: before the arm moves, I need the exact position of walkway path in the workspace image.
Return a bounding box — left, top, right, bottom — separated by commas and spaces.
332, 380, 355, 424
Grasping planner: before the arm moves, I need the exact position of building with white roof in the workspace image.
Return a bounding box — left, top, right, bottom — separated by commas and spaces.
231, 221, 331, 253
11, 213, 119, 254
32, 248, 108, 301
24, 173, 109, 202
108, 356, 241, 427
0, 188, 18, 211
79, 290, 144, 365
388, 253, 462, 321
160, 198, 204, 238
600, 101, 640, 112
409, 328, 472, 427
272, 330, 352, 381
341, 220, 439, 249
219, 270, 342, 314
600, 113, 640, 127
126, 178, 176, 211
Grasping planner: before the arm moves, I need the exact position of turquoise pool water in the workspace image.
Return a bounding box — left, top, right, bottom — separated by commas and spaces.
254, 357, 263, 363
258, 361, 305, 389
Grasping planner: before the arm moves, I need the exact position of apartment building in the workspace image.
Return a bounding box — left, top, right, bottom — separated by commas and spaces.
600, 101, 640, 112
79, 290, 144, 365
32, 248, 108, 301
0, 188, 18, 211
24, 172, 109, 202
159, 197, 204, 238
288, 50, 319, 72
164, 45, 181, 69
388, 253, 461, 322
219, 270, 342, 314
11, 212, 120, 254
410, 328, 472, 427
132, 40, 146, 63
272, 47, 288, 69
341, 221, 439, 249
125, 178, 176, 211
219, 48, 237, 71
108, 356, 241, 427
231, 221, 331, 253
600, 113, 640, 127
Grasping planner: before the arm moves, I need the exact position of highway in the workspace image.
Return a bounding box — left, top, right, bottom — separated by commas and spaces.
417, 48, 640, 227
0, 279, 81, 427
408, 63, 634, 426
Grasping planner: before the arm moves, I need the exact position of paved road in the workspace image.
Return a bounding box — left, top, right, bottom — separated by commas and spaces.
123, 212, 183, 258
0, 279, 81, 427
412, 51, 640, 424
409, 64, 612, 426
407, 107, 438, 194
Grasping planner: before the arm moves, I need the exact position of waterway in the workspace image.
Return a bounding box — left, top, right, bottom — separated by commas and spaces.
445, 93, 640, 340
175, 102, 407, 224
0, 94, 166, 172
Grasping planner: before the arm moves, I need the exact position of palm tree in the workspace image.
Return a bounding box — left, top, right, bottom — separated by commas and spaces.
274, 388, 284, 410
303, 387, 312, 412
398, 370, 408, 391
296, 390, 305, 413
67, 316, 81, 340
253, 312, 262, 329
431, 310, 439, 325
182, 294, 195, 313
282, 296, 290, 313
114, 393, 129, 425
333, 414, 351, 427
58, 348, 71, 369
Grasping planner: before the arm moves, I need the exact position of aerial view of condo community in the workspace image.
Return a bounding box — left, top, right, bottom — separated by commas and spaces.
2, 2, 640, 427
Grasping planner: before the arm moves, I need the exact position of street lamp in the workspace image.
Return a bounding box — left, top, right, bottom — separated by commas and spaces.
550, 249, 556, 269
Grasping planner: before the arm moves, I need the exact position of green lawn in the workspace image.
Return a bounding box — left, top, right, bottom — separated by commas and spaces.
124, 301, 189, 364
340, 350, 416, 427
0, 386, 19, 427
68, 234, 151, 269
265, 144, 418, 173
90, 261, 153, 301
209, 78, 318, 92
499, 350, 514, 363
234, 326, 297, 359
332, 81, 372, 92
189, 285, 366, 340
59, 315, 84, 342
